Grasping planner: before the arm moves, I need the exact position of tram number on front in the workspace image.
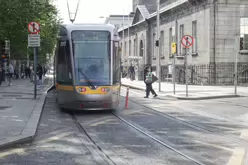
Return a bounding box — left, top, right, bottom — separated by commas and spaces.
60, 41, 66, 47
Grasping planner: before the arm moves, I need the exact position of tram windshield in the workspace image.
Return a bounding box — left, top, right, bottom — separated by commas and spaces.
71, 30, 111, 86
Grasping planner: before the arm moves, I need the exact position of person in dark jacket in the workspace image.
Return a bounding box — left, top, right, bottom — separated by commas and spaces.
37, 64, 43, 84
144, 65, 157, 98
129, 64, 135, 81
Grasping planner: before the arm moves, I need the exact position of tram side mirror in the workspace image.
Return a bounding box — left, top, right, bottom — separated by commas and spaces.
57, 36, 69, 41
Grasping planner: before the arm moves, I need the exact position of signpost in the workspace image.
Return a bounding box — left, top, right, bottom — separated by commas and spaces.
181, 35, 194, 97
28, 21, 40, 99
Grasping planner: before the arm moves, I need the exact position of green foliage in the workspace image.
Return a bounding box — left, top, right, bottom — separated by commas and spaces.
0, 0, 62, 63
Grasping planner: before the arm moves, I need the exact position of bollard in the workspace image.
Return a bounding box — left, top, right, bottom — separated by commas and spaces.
125, 87, 129, 109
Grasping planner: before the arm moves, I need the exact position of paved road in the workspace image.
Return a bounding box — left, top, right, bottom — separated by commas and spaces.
0, 88, 247, 165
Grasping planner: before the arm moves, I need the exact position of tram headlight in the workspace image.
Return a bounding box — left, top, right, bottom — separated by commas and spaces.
101, 87, 110, 93
77, 87, 86, 93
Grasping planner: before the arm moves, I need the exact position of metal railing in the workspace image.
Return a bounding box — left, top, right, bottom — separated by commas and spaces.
160, 63, 248, 86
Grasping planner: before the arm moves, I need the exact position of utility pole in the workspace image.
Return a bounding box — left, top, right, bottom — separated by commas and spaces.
122, 8, 125, 61
156, 0, 161, 92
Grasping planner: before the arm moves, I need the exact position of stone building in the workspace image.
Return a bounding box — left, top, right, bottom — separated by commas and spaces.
104, 14, 134, 29
119, 0, 248, 85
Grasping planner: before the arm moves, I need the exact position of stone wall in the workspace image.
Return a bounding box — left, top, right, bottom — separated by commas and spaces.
120, 0, 248, 84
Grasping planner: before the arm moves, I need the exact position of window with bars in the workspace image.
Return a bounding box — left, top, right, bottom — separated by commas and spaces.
192, 20, 197, 53
169, 28, 172, 56
129, 40, 131, 56
160, 30, 164, 58
240, 18, 248, 50
153, 33, 156, 58
179, 24, 184, 55
134, 38, 136, 56
124, 41, 127, 56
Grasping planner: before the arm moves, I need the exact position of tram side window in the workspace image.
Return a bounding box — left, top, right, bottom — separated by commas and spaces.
57, 41, 72, 85
113, 42, 121, 84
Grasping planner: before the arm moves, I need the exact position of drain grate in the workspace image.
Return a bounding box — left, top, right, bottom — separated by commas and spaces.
0, 106, 11, 110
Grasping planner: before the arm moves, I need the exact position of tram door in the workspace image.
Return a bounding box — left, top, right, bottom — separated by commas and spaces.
56, 39, 73, 104
112, 41, 121, 104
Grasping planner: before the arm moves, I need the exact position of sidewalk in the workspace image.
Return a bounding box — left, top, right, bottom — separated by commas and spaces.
121, 78, 248, 100
0, 74, 54, 150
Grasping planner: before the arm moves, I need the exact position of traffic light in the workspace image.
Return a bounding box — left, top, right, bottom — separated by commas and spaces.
240, 37, 244, 50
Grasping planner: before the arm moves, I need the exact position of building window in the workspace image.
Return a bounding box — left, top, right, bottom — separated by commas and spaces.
124, 41, 127, 56
192, 21, 197, 53
240, 17, 248, 50
179, 24, 184, 55
129, 40, 131, 56
160, 31, 164, 58
134, 38, 136, 56
169, 28, 172, 56
153, 33, 156, 58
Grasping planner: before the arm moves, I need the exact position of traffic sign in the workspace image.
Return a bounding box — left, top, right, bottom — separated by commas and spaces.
181, 35, 194, 48
28, 22, 40, 34
28, 34, 40, 47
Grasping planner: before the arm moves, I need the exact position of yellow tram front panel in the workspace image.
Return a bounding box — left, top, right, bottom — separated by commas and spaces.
56, 83, 74, 91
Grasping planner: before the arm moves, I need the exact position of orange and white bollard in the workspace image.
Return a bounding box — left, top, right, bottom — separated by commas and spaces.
125, 87, 129, 109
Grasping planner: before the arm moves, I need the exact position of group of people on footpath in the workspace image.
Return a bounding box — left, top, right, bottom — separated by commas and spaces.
0, 61, 46, 86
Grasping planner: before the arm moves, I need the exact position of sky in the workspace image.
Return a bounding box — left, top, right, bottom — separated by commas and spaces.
54, 0, 132, 24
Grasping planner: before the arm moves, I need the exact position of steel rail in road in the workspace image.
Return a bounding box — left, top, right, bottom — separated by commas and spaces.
70, 111, 204, 165
127, 94, 248, 147
126, 94, 248, 147
112, 113, 205, 165
71, 115, 117, 165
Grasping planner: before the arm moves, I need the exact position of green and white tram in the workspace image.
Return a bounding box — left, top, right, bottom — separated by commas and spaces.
54, 24, 122, 110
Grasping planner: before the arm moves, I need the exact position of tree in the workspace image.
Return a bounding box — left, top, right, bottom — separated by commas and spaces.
0, 0, 61, 64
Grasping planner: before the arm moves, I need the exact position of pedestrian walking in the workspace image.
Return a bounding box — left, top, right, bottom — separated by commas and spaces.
129, 64, 135, 81
144, 65, 158, 98
8, 62, 14, 86
37, 64, 43, 85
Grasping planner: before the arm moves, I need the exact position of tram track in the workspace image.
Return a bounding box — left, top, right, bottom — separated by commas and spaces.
125, 95, 248, 147
71, 114, 117, 165
70, 112, 205, 165
112, 112, 205, 165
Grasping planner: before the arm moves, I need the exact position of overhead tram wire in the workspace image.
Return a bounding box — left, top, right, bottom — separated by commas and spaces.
67, 0, 80, 23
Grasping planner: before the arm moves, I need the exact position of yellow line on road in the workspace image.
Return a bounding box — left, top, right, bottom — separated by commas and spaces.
34, 132, 74, 145
226, 129, 248, 165
227, 148, 246, 165
0, 148, 25, 158
89, 119, 115, 127
0, 132, 74, 158
240, 130, 248, 139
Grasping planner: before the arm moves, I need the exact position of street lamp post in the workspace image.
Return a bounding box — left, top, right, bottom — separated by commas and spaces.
156, 0, 161, 92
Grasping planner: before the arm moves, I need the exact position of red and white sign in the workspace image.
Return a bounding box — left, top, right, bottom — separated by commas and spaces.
181, 35, 194, 48
28, 22, 40, 34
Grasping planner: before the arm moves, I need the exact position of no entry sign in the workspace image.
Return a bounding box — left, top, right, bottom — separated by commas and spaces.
28, 22, 40, 34
181, 35, 194, 48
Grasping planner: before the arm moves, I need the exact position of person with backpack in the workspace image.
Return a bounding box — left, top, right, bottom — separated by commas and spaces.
144, 65, 157, 98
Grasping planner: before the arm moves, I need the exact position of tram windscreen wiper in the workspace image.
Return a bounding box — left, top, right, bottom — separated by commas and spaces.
78, 68, 96, 89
